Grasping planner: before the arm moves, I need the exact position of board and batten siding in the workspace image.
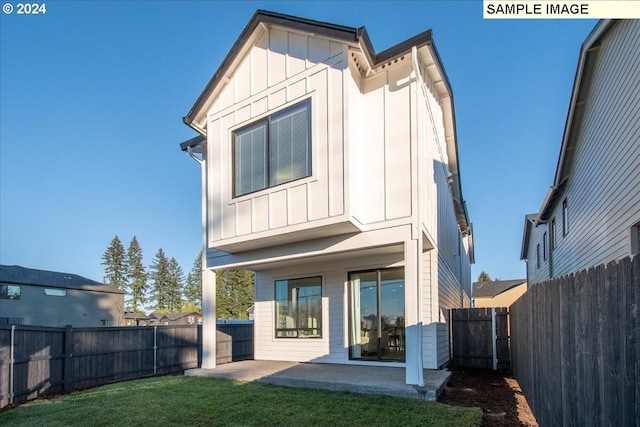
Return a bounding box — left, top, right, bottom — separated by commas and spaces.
205, 28, 349, 250
349, 61, 413, 226
542, 20, 640, 281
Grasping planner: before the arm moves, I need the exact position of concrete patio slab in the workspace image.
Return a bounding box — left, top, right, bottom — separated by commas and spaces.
185, 361, 451, 401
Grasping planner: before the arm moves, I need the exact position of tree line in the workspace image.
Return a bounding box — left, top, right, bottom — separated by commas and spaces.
101, 235, 254, 319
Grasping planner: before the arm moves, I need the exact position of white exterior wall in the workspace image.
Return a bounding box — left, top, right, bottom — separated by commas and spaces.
205, 29, 351, 253
349, 61, 413, 227
194, 22, 472, 376
253, 251, 404, 363
528, 20, 640, 284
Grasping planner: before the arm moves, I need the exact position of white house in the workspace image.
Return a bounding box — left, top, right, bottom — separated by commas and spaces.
180, 10, 473, 385
521, 19, 640, 285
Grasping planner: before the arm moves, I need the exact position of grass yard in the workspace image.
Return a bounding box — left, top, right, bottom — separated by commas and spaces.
0, 376, 482, 427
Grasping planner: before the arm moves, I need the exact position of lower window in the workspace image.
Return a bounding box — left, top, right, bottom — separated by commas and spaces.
275, 276, 322, 338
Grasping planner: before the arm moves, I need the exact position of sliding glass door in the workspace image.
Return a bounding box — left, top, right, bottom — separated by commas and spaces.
349, 268, 405, 361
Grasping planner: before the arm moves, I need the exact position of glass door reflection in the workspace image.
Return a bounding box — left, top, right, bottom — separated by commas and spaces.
349, 268, 404, 361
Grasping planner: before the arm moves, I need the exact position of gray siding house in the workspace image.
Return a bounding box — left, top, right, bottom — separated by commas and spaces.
521, 20, 640, 284
0, 265, 125, 327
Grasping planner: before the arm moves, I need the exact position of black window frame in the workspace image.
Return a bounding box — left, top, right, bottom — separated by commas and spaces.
0, 284, 21, 300
562, 198, 569, 236
232, 99, 312, 198
274, 276, 322, 339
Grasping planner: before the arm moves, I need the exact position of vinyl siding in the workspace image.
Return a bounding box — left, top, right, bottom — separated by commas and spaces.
526, 222, 551, 284
0, 284, 123, 327
436, 252, 465, 368
541, 20, 640, 281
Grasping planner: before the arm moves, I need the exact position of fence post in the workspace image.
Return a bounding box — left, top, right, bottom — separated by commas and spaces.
491, 308, 497, 370
9, 325, 15, 404
153, 326, 157, 375
63, 325, 73, 391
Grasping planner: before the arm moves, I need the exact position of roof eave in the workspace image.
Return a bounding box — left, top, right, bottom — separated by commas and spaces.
539, 20, 614, 221
183, 10, 359, 128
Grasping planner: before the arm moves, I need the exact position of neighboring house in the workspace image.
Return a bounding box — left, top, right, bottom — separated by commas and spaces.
123, 311, 151, 326
472, 279, 527, 308
180, 10, 474, 385
148, 312, 201, 326
0, 265, 125, 327
521, 20, 640, 285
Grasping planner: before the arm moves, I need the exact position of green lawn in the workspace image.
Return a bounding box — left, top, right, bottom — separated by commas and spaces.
0, 376, 482, 427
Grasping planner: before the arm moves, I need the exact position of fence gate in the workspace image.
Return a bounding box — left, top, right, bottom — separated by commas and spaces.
450, 307, 510, 370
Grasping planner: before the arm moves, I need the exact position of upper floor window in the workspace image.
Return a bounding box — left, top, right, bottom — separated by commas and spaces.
550, 218, 556, 250
562, 198, 569, 236
543, 232, 548, 260
275, 276, 322, 339
0, 317, 23, 324
0, 285, 20, 300
233, 99, 311, 197
45, 288, 67, 297
536, 244, 541, 269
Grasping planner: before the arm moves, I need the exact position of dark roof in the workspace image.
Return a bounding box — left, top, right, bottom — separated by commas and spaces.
0, 265, 124, 294
151, 312, 200, 321
182, 9, 437, 129
520, 213, 537, 259
473, 279, 527, 299
124, 312, 151, 320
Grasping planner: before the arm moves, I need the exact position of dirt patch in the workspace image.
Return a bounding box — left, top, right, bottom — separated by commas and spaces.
438, 368, 538, 427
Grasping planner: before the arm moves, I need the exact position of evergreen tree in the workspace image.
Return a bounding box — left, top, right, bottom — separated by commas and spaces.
216, 269, 254, 319
101, 235, 127, 290
125, 236, 147, 312
184, 252, 202, 312
167, 257, 184, 311
477, 271, 492, 283
149, 248, 171, 311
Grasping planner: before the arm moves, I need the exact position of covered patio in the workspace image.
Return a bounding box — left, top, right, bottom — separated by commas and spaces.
185, 360, 451, 401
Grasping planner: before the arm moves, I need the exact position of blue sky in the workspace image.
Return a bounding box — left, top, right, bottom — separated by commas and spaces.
0, 1, 597, 286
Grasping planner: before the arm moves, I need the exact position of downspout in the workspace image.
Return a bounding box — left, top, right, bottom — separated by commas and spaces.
410, 46, 425, 386
187, 146, 204, 165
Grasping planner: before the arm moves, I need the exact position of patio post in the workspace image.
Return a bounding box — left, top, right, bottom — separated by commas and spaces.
404, 238, 425, 386
201, 268, 217, 369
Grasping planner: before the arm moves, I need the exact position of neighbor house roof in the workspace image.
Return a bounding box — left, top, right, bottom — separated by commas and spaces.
151, 311, 200, 321
536, 20, 615, 224
520, 213, 537, 259
473, 279, 527, 299
0, 265, 124, 294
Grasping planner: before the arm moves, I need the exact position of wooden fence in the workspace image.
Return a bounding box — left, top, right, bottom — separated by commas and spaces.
0, 321, 253, 408
510, 256, 639, 427
450, 307, 510, 370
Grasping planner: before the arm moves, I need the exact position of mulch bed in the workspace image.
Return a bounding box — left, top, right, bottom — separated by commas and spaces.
438, 368, 538, 427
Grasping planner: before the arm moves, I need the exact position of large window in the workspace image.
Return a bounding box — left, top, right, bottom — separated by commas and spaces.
275, 276, 322, 338
0, 285, 20, 300
234, 100, 311, 197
